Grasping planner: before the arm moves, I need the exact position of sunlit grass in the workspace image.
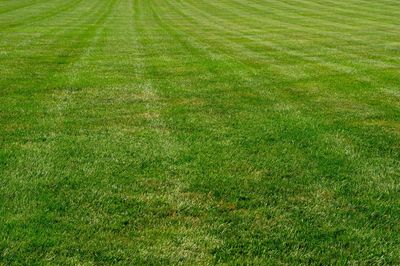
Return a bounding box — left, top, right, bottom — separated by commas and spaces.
0, 0, 399, 264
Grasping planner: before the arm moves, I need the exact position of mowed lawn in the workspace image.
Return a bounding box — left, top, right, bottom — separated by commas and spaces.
0, 0, 399, 264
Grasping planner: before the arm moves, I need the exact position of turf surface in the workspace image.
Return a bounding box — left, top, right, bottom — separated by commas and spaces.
1, 0, 399, 264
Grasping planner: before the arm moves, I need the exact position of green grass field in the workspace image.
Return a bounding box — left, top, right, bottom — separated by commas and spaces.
1, 0, 399, 264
